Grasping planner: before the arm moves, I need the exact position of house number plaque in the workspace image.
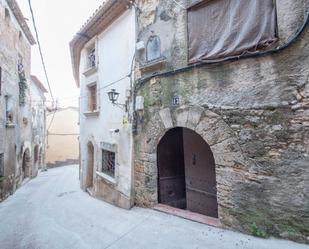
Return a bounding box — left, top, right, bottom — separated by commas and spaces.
172, 96, 180, 106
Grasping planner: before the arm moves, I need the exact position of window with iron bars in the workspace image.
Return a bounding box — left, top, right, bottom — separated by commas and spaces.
88, 47, 96, 68
102, 150, 115, 178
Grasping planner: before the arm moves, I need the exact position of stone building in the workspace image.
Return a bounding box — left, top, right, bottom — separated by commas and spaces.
30, 75, 47, 172
0, 0, 36, 201
133, 0, 309, 243
70, 0, 136, 208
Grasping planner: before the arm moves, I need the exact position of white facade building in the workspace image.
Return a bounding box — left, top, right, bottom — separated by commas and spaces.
70, 0, 136, 208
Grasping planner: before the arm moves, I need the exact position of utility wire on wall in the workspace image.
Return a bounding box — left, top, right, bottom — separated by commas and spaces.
27, 0, 55, 105
28, 0, 58, 140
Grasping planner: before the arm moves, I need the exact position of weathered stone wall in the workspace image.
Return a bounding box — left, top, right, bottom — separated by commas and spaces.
134, 0, 309, 243
30, 79, 47, 172
0, 0, 33, 200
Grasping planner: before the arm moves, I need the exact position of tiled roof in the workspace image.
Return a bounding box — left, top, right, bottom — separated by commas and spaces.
6, 0, 36, 45
69, 0, 132, 87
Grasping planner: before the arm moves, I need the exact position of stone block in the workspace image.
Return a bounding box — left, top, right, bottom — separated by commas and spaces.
159, 108, 173, 129
186, 105, 204, 130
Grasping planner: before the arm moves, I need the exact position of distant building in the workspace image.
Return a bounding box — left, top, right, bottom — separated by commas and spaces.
30, 75, 48, 172
70, 0, 135, 208
46, 107, 79, 168
0, 0, 36, 201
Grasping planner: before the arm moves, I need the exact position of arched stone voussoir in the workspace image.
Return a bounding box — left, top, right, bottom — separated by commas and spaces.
186, 105, 204, 130
211, 138, 246, 168
175, 105, 190, 127
159, 108, 173, 129
197, 119, 235, 146
195, 110, 220, 133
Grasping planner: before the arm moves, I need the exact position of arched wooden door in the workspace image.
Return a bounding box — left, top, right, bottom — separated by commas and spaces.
157, 128, 186, 209
157, 127, 218, 218
182, 128, 218, 218
22, 149, 31, 179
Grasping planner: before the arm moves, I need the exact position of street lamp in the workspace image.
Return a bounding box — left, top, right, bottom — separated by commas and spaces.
107, 89, 127, 111
107, 89, 120, 104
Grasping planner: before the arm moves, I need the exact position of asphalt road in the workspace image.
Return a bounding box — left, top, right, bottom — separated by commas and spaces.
0, 165, 308, 249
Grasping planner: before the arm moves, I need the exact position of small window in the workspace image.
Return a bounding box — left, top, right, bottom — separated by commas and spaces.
87, 83, 97, 112
86, 45, 96, 69
0, 153, 4, 177
5, 8, 10, 22
146, 35, 161, 61
188, 0, 278, 63
102, 150, 115, 178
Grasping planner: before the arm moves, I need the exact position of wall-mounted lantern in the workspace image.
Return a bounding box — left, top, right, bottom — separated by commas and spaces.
107, 89, 119, 104
107, 89, 127, 111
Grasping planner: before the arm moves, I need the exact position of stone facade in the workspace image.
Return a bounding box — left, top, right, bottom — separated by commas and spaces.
133, 0, 309, 243
0, 0, 37, 201
30, 75, 47, 172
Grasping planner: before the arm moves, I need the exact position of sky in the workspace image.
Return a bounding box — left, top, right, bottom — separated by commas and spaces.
17, 0, 103, 108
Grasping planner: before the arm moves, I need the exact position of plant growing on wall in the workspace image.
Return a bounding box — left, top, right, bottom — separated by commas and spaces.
250, 222, 267, 238
18, 63, 27, 106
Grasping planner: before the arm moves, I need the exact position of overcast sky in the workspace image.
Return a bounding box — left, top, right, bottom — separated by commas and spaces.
17, 0, 103, 107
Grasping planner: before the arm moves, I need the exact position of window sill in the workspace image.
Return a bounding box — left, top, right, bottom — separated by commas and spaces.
6, 123, 15, 128
140, 57, 167, 74
83, 110, 100, 118
83, 66, 98, 77
96, 171, 116, 185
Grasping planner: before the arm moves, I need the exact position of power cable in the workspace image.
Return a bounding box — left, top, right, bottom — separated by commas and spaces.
47, 107, 57, 131
41, 73, 131, 105
48, 133, 79, 136
28, 0, 57, 134
27, 0, 55, 104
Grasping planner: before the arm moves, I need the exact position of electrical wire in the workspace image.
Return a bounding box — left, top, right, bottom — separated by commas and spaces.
47, 133, 79, 136
46, 108, 57, 131
41, 73, 131, 105
27, 0, 55, 104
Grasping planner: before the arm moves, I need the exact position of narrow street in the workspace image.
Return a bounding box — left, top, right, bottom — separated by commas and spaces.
0, 165, 307, 249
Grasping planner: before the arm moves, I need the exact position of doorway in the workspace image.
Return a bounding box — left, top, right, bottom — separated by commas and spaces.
22, 149, 31, 179
157, 127, 218, 218
34, 145, 39, 165
86, 142, 94, 190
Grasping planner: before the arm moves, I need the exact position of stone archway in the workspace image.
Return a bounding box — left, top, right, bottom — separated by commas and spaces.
86, 142, 94, 190
22, 149, 31, 179
157, 127, 218, 218
134, 105, 247, 222
34, 145, 39, 165
38, 147, 43, 168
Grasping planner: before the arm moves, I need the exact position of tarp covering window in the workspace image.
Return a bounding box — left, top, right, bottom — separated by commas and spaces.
188, 0, 278, 63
